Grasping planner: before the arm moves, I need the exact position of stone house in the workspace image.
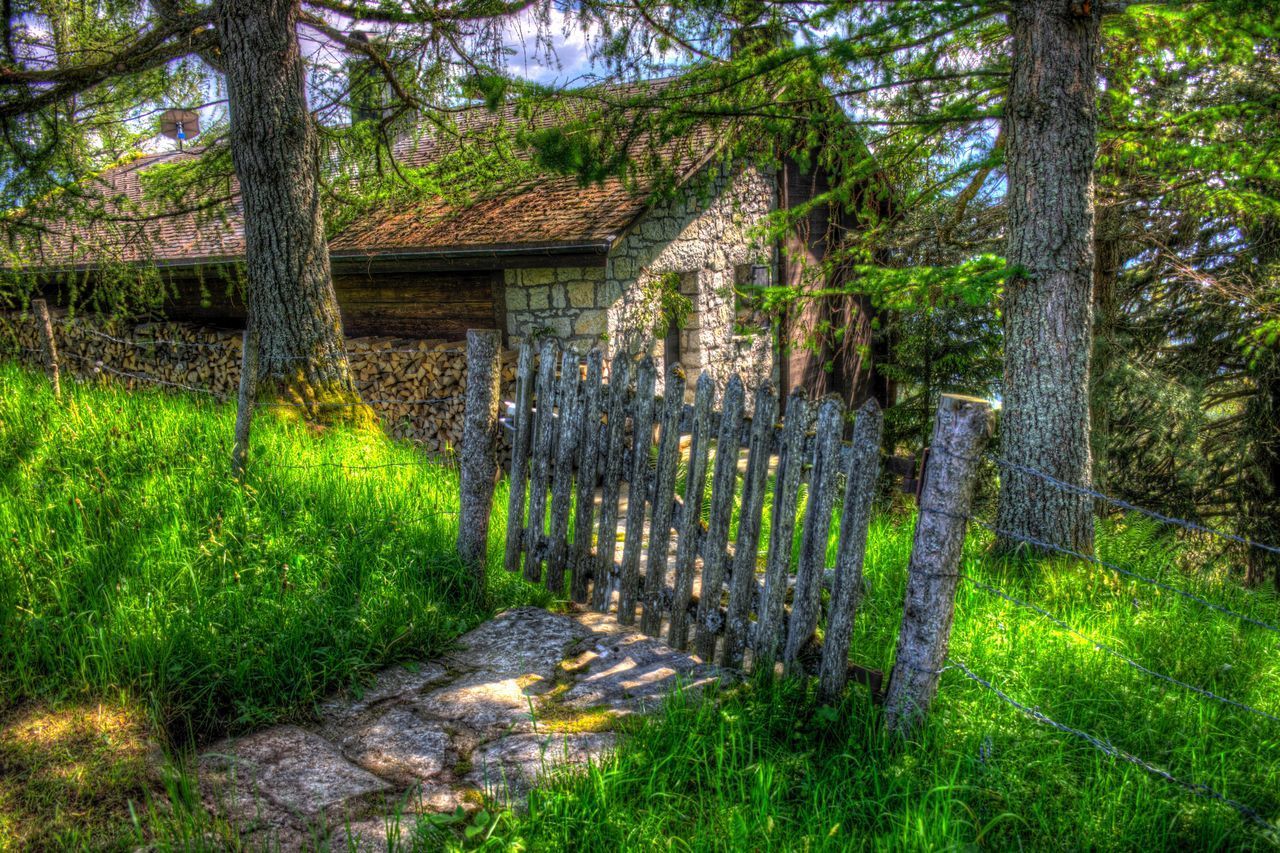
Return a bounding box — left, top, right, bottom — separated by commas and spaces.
6, 80, 886, 405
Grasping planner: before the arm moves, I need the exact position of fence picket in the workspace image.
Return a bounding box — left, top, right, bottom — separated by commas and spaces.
571, 350, 605, 603
524, 340, 559, 582
641, 365, 687, 636
784, 395, 846, 676
722, 382, 778, 669
617, 356, 657, 625
818, 400, 884, 702
753, 389, 811, 674
668, 372, 714, 649
546, 350, 583, 594
694, 374, 745, 661
592, 357, 630, 612
503, 342, 535, 576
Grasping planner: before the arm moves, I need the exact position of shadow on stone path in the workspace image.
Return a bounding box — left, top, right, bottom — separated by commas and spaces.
196, 607, 724, 850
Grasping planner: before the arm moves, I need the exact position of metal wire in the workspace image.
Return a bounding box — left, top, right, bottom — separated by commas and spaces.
987, 452, 1280, 558
965, 577, 1280, 725
53, 321, 467, 359
260, 396, 461, 409
267, 459, 442, 471
73, 326, 233, 351
24, 346, 464, 410
948, 658, 1280, 834
974, 519, 1280, 637
60, 351, 220, 397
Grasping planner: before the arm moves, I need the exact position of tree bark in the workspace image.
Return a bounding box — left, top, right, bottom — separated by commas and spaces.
213, 0, 367, 423
995, 0, 1099, 555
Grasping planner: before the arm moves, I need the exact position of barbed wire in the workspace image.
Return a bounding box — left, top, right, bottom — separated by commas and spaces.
260, 395, 462, 409
972, 519, 1280, 637
60, 350, 221, 397
72, 326, 233, 351
270, 347, 467, 361
4, 345, 44, 356
8, 344, 473, 419
965, 576, 1280, 725
24, 318, 471, 361
266, 458, 445, 471
986, 452, 1280, 558
948, 658, 1279, 834
38, 319, 468, 360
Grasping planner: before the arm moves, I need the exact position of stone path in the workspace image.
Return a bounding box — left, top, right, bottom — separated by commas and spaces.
196, 607, 724, 850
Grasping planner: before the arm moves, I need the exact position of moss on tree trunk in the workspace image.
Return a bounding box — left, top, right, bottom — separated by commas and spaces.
214, 0, 370, 427
995, 0, 1099, 556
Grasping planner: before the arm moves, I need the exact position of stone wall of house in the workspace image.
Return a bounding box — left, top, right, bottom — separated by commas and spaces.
2, 314, 514, 455
503, 160, 777, 395
503, 265, 610, 353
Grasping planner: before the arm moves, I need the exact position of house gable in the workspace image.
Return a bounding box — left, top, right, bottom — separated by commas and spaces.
502, 157, 776, 392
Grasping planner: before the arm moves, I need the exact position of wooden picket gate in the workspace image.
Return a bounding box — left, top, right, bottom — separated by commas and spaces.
502, 338, 891, 697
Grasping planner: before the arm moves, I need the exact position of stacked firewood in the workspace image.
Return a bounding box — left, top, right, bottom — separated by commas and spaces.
348, 337, 517, 453
3, 313, 514, 454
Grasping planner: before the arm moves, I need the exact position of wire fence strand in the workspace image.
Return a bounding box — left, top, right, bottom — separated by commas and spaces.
965, 576, 1280, 725
267, 459, 447, 471
60, 351, 220, 397
11, 346, 467, 414
949, 658, 1279, 834
72, 326, 234, 351
261, 396, 462, 409
989, 453, 1280, 558
972, 519, 1280, 637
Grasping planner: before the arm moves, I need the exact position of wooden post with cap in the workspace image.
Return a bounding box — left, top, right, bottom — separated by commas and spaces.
883, 393, 993, 737
457, 329, 502, 584
31, 298, 60, 400
231, 327, 259, 482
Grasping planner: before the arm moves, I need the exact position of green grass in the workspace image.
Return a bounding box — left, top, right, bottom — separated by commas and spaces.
480, 517, 1280, 851
6, 361, 1280, 850
0, 361, 545, 744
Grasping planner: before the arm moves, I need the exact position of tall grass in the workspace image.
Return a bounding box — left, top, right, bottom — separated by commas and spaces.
0, 363, 545, 742
492, 518, 1280, 851
7, 361, 1280, 849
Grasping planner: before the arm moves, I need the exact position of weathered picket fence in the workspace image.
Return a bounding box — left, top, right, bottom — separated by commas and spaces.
16, 313, 993, 729
491, 338, 992, 716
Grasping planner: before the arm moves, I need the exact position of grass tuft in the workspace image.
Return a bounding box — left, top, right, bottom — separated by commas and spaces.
0, 361, 546, 744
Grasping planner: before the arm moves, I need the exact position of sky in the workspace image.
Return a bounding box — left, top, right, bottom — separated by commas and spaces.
500, 9, 603, 85
134, 9, 610, 155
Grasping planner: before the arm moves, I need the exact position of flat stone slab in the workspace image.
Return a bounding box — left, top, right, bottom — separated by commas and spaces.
467, 731, 617, 802
561, 612, 725, 712
412, 671, 537, 734
199, 725, 392, 819
444, 607, 593, 676
341, 707, 455, 784
197, 607, 726, 849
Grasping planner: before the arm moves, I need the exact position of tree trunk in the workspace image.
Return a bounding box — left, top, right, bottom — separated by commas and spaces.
995, 0, 1099, 555
214, 0, 367, 423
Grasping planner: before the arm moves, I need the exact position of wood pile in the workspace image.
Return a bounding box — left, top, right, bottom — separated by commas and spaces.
346, 337, 517, 453
2, 313, 515, 455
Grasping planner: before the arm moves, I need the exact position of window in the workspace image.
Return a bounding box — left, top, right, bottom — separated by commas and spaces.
659, 271, 700, 390
734, 262, 772, 335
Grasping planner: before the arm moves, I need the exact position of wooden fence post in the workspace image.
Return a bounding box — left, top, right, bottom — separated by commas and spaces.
504, 343, 535, 576
883, 393, 993, 736
457, 329, 502, 584
231, 327, 259, 482
31, 298, 60, 400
